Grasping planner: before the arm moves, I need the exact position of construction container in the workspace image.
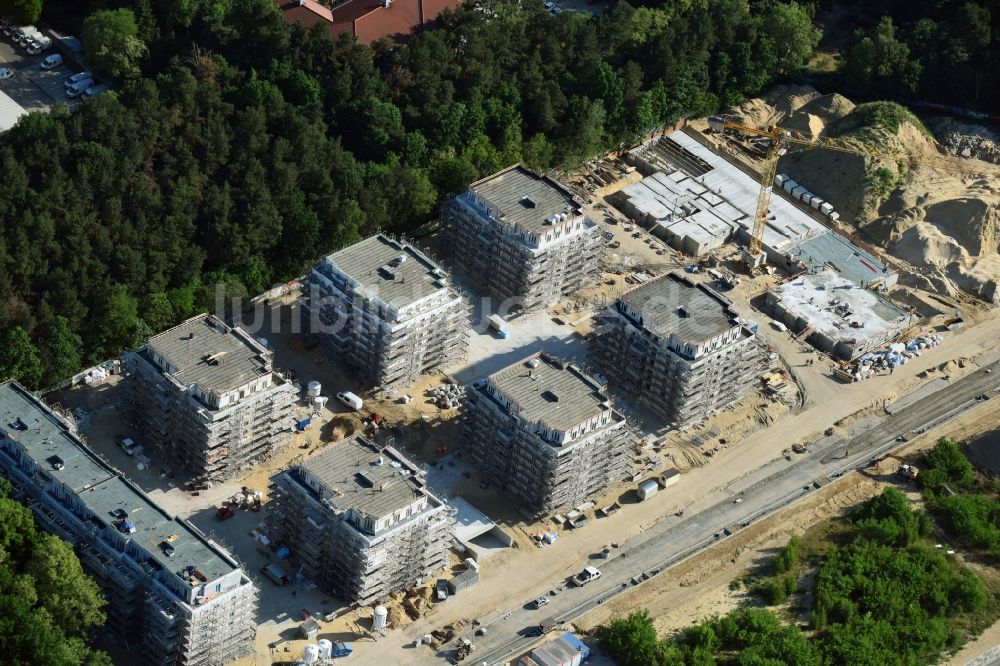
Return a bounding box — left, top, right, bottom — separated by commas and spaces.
783, 179, 798, 194
660, 468, 680, 489
447, 569, 479, 594
296, 417, 312, 431
800, 192, 813, 206
820, 202, 834, 215
299, 619, 320, 639
333, 642, 353, 657
810, 197, 825, 210
774, 174, 788, 187
527, 632, 591, 666
790, 185, 807, 200
637, 479, 658, 501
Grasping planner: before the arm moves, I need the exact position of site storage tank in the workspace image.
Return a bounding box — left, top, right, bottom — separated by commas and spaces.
302, 644, 319, 665
317, 639, 333, 660
373, 605, 388, 630
307, 381, 322, 397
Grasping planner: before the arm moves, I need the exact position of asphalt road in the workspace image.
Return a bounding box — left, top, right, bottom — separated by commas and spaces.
456, 359, 1000, 666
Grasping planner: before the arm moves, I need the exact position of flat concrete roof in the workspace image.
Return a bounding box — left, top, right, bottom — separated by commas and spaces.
450, 496, 495, 543
785, 232, 893, 285
469, 165, 579, 235
146, 314, 270, 393
631, 133, 827, 254
323, 234, 451, 309
771, 268, 910, 346
0, 382, 240, 586
0, 90, 28, 133
621, 274, 737, 343
487, 353, 608, 433
300, 436, 428, 519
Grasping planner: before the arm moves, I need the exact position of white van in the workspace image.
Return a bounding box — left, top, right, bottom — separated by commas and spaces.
40, 53, 62, 70
65, 77, 94, 98
336, 391, 363, 411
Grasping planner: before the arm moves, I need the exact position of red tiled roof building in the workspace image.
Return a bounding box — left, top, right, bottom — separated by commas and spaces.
274, 0, 461, 44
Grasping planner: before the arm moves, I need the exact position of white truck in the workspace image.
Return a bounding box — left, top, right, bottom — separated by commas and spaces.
573, 566, 601, 586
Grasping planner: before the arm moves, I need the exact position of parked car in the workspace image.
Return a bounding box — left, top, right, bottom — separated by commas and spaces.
532, 596, 549, 609
3, 24, 19, 37
116, 436, 142, 456
66, 71, 93, 86
0, 68, 12, 80
26, 37, 50, 55
40, 53, 62, 70
84, 83, 108, 97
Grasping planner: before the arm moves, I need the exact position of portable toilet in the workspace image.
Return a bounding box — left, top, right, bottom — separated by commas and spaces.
317, 639, 333, 660
333, 642, 354, 657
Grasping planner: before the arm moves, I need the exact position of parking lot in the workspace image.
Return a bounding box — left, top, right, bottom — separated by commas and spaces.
0, 34, 81, 115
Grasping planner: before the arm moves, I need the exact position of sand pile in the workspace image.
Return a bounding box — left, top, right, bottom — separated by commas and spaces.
726, 86, 1000, 302
726, 84, 820, 128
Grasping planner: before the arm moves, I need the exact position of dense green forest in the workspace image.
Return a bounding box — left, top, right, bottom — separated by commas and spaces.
597, 486, 999, 665
0, 478, 110, 665
920, 438, 1000, 555
822, 0, 998, 112
0, 0, 821, 388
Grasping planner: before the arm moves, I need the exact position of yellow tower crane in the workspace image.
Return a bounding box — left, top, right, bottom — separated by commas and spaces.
705, 115, 987, 272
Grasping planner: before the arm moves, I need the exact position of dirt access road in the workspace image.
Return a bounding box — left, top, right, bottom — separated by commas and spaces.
325, 310, 1000, 666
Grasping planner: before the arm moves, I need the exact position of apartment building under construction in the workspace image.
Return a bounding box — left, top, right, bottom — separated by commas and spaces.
0, 381, 258, 666
266, 436, 454, 605
303, 234, 469, 390
123, 314, 297, 483
592, 273, 766, 429
442, 165, 602, 312
462, 353, 632, 516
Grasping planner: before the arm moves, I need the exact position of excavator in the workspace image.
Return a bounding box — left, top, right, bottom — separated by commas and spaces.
705, 115, 990, 273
